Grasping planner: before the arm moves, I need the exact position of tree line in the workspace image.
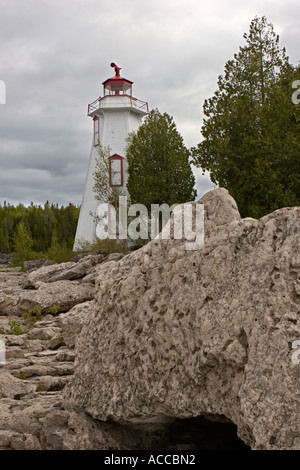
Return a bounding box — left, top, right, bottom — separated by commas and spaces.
0, 202, 80, 264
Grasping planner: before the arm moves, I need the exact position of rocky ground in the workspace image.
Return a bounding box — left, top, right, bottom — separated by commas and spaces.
1, 188, 299, 451
0, 254, 124, 450
0, 252, 249, 451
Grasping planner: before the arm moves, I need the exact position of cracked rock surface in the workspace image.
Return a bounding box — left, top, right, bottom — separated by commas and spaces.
64, 188, 300, 450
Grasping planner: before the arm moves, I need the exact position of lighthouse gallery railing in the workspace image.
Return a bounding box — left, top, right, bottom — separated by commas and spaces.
88, 95, 149, 115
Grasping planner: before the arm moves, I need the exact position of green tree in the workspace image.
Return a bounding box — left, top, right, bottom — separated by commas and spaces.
0, 201, 79, 260
0, 210, 9, 252
91, 144, 129, 246
46, 229, 74, 263
93, 144, 127, 207
192, 16, 300, 218
12, 222, 33, 265
126, 108, 196, 211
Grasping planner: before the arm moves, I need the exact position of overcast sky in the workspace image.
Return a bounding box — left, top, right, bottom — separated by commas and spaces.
0, 0, 299, 207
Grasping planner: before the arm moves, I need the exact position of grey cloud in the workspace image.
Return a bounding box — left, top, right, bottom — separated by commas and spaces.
0, 0, 299, 206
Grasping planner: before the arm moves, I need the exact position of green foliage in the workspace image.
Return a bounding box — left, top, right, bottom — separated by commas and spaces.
35, 414, 45, 420
192, 16, 300, 218
92, 145, 130, 247
0, 215, 9, 253
17, 372, 28, 380
48, 305, 60, 315
126, 108, 197, 212
45, 230, 74, 264
22, 307, 42, 322
0, 201, 80, 264
12, 222, 34, 266
93, 144, 127, 207
8, 319, 26, 336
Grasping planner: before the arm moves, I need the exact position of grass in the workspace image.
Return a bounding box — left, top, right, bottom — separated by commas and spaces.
36, 383, 46, 392
22, 307, 42, 322
17, 372, 28, 380
8, 319, 26, 336
48, 305, 60, 315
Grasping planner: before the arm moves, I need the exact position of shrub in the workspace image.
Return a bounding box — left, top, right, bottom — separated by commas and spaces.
8, 319, 26, 335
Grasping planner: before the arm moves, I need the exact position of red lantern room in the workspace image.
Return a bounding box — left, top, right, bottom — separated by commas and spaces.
87, 62, 148, 116
102, 62, 133, 97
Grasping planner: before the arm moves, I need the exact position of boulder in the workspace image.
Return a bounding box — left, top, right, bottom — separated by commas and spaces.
47, 259, 96, 283
58, 301, 93, 349
64, 188, 300, 450
17, 280, 95, 314
0, 317, 11, 334
22, 254, 106, 287
80, 272, 98, 284
0, 371, 36, 399
22, 262, 76, 289
23, 259, 56, 272
46, 254, 117, 283
0, 293, 18, 316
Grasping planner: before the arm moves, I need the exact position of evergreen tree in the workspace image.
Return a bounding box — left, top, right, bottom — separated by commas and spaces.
192, 16, 300, 218
126, 108, 196, 211
0, 212, 9, 252
12, 222, 33, 265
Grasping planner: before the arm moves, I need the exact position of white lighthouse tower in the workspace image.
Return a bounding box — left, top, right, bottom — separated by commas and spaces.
73, 63, 148, 250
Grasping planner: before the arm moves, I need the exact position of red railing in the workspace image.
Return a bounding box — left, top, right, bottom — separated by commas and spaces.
88, 95, 149, 115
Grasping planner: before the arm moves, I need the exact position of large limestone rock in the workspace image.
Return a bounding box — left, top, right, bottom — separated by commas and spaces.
22, 262, 76, 289
17, 280, 94, 314
58, 301, 93, 349
0, 371, 36, 399
64, 188, 300, 450
46, 254, 105, 283
23, 259, 56, 272
0, 293, 17, 316
21, 253, 115, 288
0, 266, 27, 315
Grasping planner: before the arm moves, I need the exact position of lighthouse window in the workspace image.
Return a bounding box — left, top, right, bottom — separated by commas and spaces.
104, 83, 132, 96
109, 155, 123, 187
93, 116, 100, 146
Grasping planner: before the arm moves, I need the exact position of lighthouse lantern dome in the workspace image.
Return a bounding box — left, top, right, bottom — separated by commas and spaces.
102, 62, 133, 96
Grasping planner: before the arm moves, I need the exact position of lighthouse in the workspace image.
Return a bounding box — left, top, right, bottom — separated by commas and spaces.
73, 63, 148, 250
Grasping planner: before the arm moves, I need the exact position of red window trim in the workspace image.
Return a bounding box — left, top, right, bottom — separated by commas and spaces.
93, 116, 100, 146
109, 154, 124, 187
